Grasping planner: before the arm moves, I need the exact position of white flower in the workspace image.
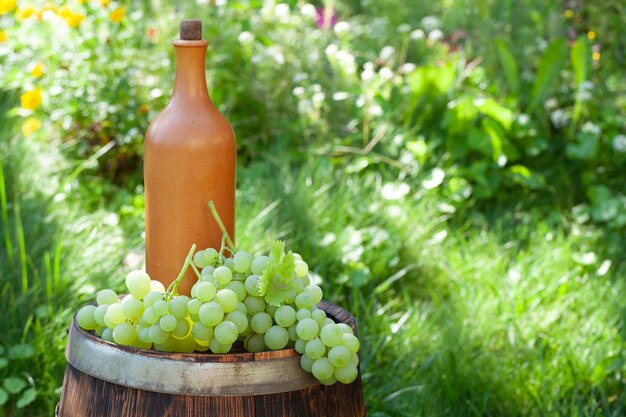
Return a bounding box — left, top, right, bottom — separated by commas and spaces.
292, 86, 305, 96
397, 24, 412, 33
300, 4, 316, 18
275, 3, 290, 17
334, 21, 350, 35
360, 68, 376, 82
381, 183, 410, 200
268, 46, 285, 64
399, 63, 417, 74
550, 109, 569, 128
312, 92, 326, 104
545, 98, 558, 109
581, 122, 601, 135
237, 31, 254, 43
428, 29, 444, 42
379, 67, 394, 80
311, 84, 322, 92
332, 91, 349, 101
363, 61, 375, 72
421, 16, 442, 31
293, 72, 308, 83
325, 43, 339, 57
410, 29, 425, 40
368, 104, 383, 116
380, 46, 396, 60
356, 95, 366, 108
613, 135, 626, 153
517, 114, 530, 125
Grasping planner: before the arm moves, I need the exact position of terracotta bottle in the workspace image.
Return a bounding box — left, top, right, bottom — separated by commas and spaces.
144, 20, 236, 295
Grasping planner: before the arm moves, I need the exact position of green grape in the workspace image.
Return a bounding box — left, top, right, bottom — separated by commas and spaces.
214, 289, 238, 312
97, 289, 118, 306
150, 280, 166, 293
294, 260, 309, 278
287, 324, 298, 341
192, 322, 213, 341
77, 305, 98, 330
194, 282, 217, 303
93, 304, 109, 327
223, 258, 234, 270
300, 354, 314, 373
105, 303, 125, 326
101, 328, 114, 343
296, 318, 319, 341
152, 300, 168, 316
194, 248, 217, 268
305, 285, 323, 304
250, 255, 269, 275
154, 336, 175, 352
122, 297, 144, 321
234, 302, 248, 315
239, 324, 254, 339
159, 314, 177, 332
312, 357, 334, 381
264, 326, 289, 350
200, 266, 215, 281
337, 323, 354, 335
209, 337, 231, 354
142, 307, 159, 325
134, 339, 152, 350
284, 289, 297, 304
274, 305, 296, 328
148, 324, 169, 344
226, 311, 248, 334
296, 308, 312, 321
198, 302, 224, 327
138, 327, 151, 344
214, 321, 239, 345
320, 323, 343, 347
342, 333, 360, 355
295, 293, 314, 309
125, 270, 151, 300
250, 312, 272, 334
143, 291, 163, 307
244, 275, 261, 296
232, 252, 251, 273
113, 322, 137, 346
334, 363, 358, 384
214, 266, 233, 286
186, 298, 202, 315
168, 296, 189, 319
311, 309, 326, 327
293, 253, 303, 261
323, 318, 335, 327
265, 304, 278, 317
172, 319, 190, 343
319, 376, 338, 386
173, 333, 197, 353
225, 281, 246, 302
305, 338, 326, 360
295, 338, 307, 354
328, 346, 350, 368
243, 296, 266, 315
243, 333, 265, 352
350, 354, 359, 367
292, 278, 304, 294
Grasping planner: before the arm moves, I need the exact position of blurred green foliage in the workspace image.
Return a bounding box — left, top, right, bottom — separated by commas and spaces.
0, 0, 625, 416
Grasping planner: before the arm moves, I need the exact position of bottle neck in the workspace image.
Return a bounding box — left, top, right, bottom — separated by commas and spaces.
171, 40, 211, 103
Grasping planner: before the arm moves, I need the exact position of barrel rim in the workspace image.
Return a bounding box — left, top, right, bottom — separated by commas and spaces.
64, 300, 354, 396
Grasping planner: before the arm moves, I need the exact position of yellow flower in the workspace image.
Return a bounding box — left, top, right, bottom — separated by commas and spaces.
110, 6, 124, 23
20, 88, 42, 110
57, 5, 71, 18
101, 0, 110, 6
22, 117, 42, 137
139, 104, 149, 114
587, 31, 596, 41
592, 52, 600, 61
31, 62, 45, 78
16, 4, 37, 20
0, 0, 16, 16
41, 2, 56, 12
0, 30, 6, 43
564, 9, 573, 18
77, 0, 88, 4
65, 11, 86, 28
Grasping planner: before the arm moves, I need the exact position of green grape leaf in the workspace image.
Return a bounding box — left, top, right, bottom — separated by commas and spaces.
0, 358, 8, 369
16, 388, 37, 408
4, 377, 27, 394
258, 240, 297, 306
8, 344, 35, 359
0, 388, 8, 406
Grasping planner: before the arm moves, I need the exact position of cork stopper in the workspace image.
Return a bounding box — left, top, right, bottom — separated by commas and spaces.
180, 20, 202, 40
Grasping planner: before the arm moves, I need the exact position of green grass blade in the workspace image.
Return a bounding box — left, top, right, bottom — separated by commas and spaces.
571, 36, 591, 87
495, 39, 519, 95
527, 37, 568, 112
0, 158, 13, 264
14, 201, 28, 294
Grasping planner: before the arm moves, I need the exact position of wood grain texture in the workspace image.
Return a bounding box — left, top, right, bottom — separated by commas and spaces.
58, 301, 366, 417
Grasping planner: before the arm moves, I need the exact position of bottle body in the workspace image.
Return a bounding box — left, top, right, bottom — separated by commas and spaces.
144, 40, 236, 295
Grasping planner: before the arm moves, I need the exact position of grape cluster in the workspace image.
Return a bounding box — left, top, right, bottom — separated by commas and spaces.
75, 243, 360, 386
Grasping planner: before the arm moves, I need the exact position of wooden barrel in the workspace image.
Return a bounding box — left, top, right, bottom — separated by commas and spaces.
57, 301, 366, 417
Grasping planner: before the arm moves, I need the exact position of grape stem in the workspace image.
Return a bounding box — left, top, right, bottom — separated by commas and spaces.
208, 201, 236, 252
166, 243, 197, 298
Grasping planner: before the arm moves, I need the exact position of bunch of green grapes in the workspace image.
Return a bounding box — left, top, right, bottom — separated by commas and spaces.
75, 203, 360, 385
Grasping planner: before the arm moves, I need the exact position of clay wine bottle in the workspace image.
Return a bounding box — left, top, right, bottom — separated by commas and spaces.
144, 20, 236, 295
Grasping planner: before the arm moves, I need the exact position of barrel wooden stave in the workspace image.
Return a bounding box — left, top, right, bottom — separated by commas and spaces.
58, 301, 366, 417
